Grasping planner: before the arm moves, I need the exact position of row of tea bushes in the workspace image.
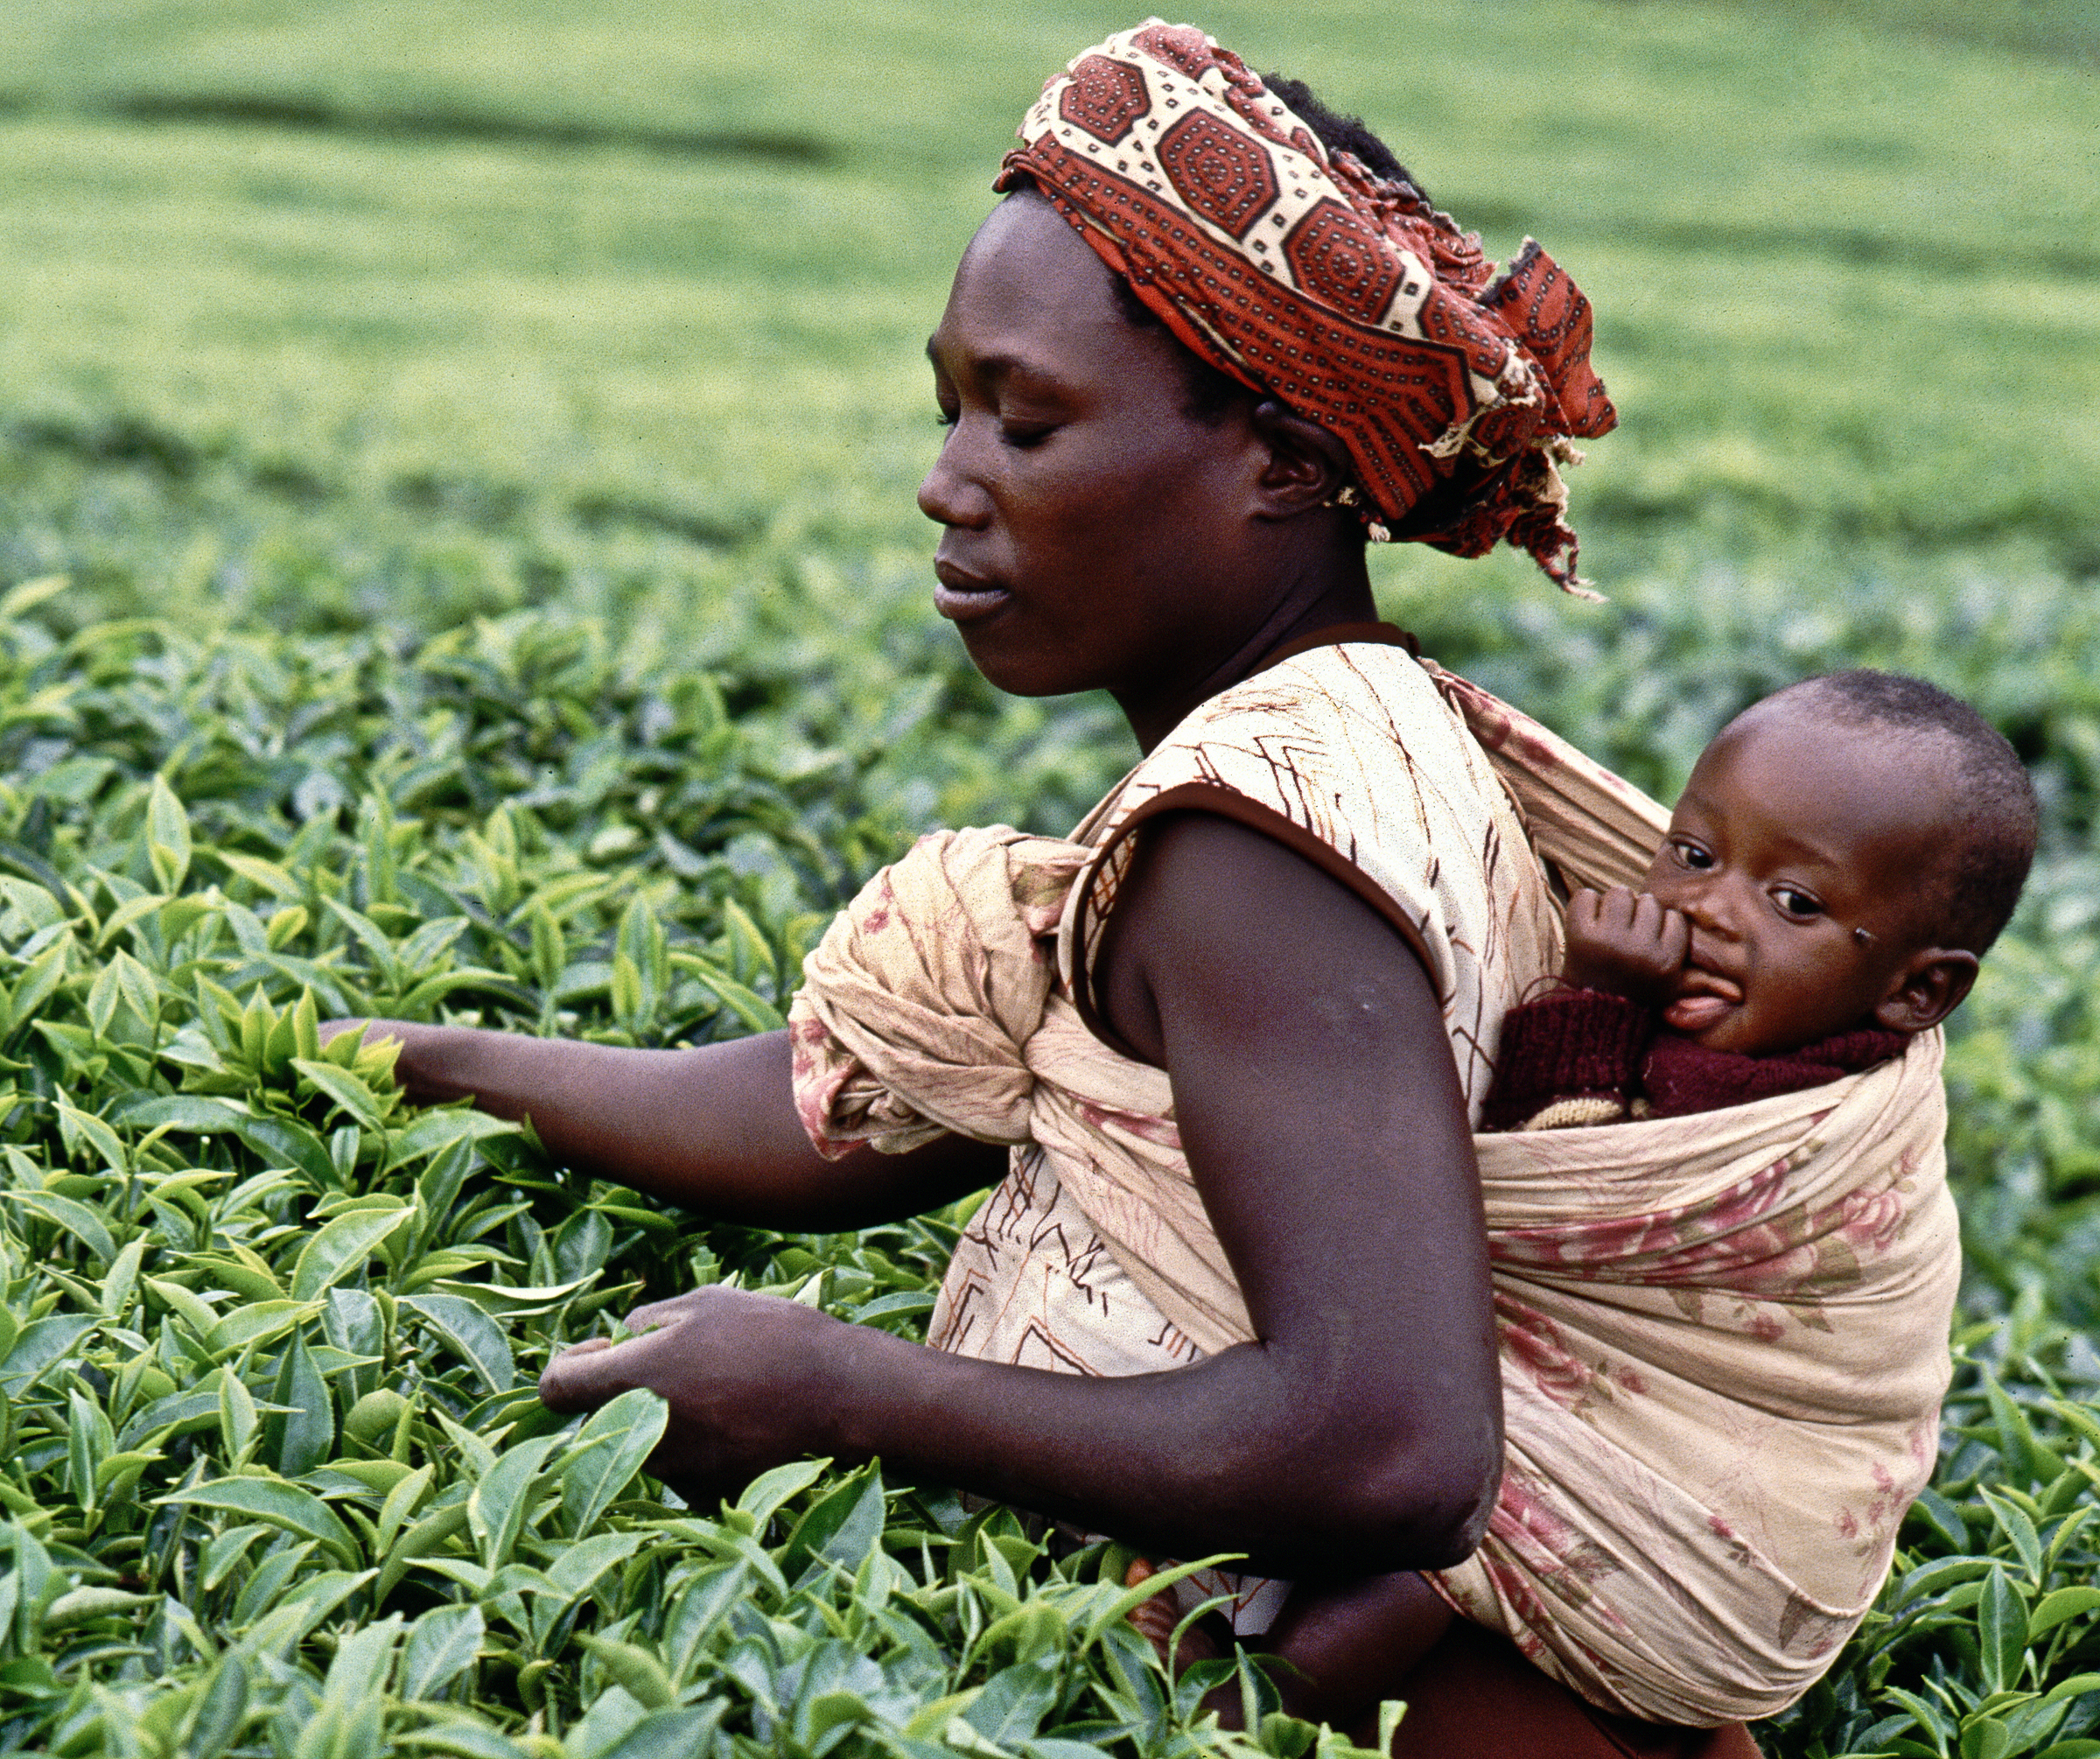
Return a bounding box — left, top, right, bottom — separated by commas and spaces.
0, 582, 2091, 1755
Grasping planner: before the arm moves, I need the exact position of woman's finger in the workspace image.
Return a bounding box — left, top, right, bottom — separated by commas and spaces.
622, 1299, 692, 1334
1123, 1559, 1178, 1663
540, 1334, 646, 1412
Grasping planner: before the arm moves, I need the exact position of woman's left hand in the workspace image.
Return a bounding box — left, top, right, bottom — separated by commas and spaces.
539, 1286, 853, 1503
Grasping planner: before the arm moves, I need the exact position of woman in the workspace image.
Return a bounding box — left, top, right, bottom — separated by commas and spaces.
358, 25, 1766, 1755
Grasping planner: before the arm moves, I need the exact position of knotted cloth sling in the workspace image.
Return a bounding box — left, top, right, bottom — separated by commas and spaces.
999, 22, 1618, 589
788, 662, 1959, 1727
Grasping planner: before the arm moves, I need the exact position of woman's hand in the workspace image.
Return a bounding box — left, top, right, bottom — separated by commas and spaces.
319, 1018, 453, 1105
1560, 885, 1690, 1006
312, 1021, 1004, 1230
540, 1288, 858, 1505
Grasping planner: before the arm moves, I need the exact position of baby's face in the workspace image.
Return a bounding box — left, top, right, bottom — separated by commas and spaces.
1642, 700, 1953, 1055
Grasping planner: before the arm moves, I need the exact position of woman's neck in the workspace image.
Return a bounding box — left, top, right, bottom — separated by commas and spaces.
1113, 561, 1378, 753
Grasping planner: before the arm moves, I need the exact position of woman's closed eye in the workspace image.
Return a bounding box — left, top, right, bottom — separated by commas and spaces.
928, 406, 1054, 446
996, 417, 1057, 448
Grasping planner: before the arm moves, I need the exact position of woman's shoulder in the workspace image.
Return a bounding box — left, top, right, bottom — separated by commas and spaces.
1185, 632, 1450, 739
1085, 634, 1506, 847
1060, 632, 1559, 1046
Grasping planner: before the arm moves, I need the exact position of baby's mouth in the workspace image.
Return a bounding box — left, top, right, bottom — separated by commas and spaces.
1662, 967, 1743, 1034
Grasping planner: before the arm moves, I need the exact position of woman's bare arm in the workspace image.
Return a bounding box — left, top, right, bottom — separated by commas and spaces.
539, 812, 1503, 1580
346, 1024, 1007, 1231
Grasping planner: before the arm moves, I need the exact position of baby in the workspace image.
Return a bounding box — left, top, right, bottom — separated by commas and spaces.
1130, 667, 2039, 1736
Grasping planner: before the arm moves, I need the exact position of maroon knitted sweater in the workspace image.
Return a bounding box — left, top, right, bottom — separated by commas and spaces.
1479, 988, 1910, 1132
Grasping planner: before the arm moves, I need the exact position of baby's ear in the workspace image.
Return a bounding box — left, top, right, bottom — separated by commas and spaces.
1874, 948, 1980, 1034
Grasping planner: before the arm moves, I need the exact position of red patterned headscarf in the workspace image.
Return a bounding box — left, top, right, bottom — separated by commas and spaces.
998, 22, 1618, 592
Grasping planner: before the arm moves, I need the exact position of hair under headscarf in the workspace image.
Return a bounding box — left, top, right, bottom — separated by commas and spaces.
998, 20, 1618, 592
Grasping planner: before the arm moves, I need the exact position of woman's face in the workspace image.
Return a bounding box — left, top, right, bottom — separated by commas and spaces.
919, 193, 1280, 710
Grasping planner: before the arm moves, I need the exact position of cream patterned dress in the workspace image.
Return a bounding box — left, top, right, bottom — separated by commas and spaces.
806, 630, 1561, 1628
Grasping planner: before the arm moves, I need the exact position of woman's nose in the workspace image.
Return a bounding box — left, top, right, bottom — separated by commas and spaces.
917, 430, 992, 529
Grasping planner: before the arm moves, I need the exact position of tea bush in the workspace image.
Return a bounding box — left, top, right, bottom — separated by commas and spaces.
0, 582, 2091, 1758
0, 583, 1415, 1757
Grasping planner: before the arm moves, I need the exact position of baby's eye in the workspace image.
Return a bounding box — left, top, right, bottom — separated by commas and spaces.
1669, 837, 1713, 871
1772, 886, 1824, 920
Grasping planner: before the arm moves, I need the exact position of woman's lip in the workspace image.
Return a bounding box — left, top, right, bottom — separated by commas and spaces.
932, 564, 1012, 623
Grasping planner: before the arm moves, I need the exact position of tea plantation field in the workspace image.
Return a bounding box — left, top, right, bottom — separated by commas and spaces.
0, 2, 2096, 1755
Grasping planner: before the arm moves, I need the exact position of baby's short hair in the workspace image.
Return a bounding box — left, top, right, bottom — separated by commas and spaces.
1781, 669, 2037, 955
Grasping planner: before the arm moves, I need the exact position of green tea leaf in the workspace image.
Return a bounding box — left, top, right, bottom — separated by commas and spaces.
112, 1093, 250, 1133
157, 1476, 361, 1567
575, 1633, 677, 1710
559, 1386, 668, 1535
184, 1653, 250, 1759
1981, 1484, 2047, 1582
8, 937, 70, 1034
0, 1314, 97, 1395
668, 954, 785, 1034
467, 1433, 562, 1570
2031, 1586, 2100, 1639
1978, 1565, 2031, 1695
267, 1329, 333, 1476
398, 1602, 484, 1702
4, 1191, 116, 1265
290, 1058, 388, 1132
290, 1203, 413, 1302
401, 1293, 514, 1393
203, 1300, 320, 1360
146, 774, 192, 894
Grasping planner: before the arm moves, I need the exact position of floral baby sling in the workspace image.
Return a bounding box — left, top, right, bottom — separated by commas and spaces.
788, 656, 1960, 1727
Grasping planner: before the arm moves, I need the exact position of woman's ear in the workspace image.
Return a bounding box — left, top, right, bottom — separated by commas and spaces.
1873, 947, 1980, 1034
1247, 399, 1355, 520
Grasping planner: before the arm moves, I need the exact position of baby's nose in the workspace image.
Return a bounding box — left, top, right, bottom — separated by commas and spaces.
1671, 881, 1741, 940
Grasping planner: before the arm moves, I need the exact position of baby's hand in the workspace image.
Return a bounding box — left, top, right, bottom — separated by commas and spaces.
1562, 886, 1690, 1008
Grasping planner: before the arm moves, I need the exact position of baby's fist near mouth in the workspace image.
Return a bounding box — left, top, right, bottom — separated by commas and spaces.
1561, 886, 1691, 1008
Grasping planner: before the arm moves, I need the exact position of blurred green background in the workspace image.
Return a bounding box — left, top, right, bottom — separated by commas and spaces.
4, 0, 2096, 760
